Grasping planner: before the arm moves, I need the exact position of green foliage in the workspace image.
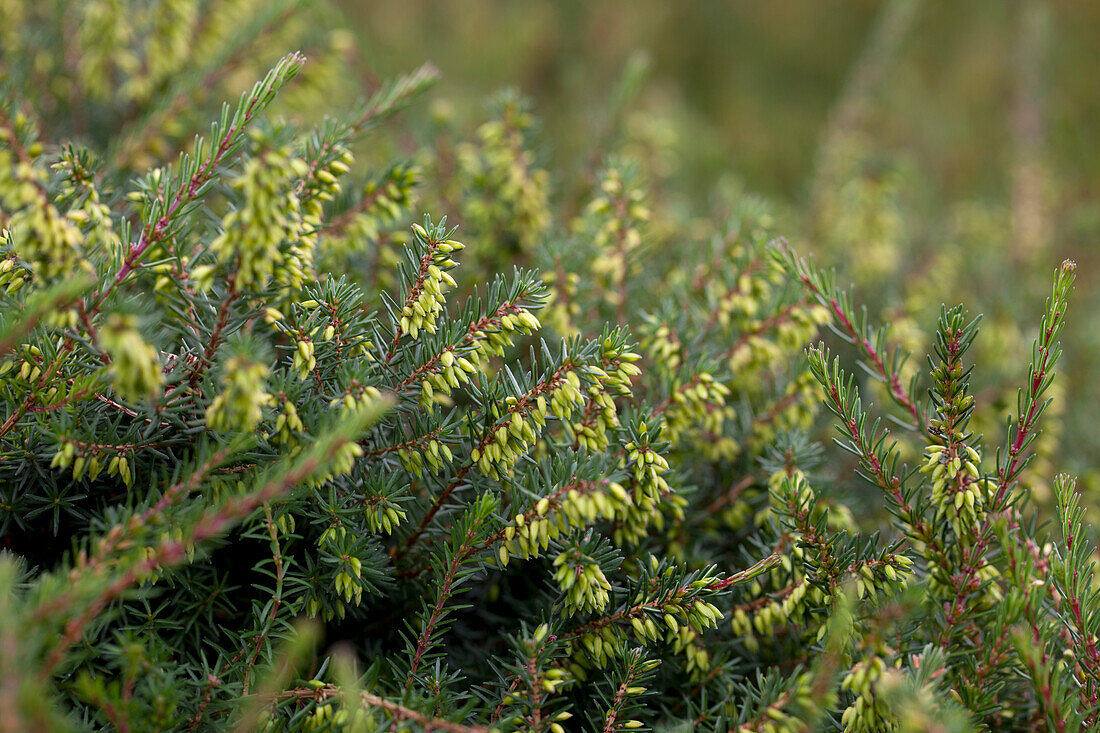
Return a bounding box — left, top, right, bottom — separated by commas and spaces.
1, 2, 1099, 733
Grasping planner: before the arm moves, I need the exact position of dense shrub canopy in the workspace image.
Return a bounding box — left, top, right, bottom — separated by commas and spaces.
1, 2, 1097, 732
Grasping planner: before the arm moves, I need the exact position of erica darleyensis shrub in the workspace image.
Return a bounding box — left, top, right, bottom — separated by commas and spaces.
1, 2, 1098, 731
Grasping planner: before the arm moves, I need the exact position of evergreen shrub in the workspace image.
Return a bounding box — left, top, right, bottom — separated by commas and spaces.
1, 3, 1097, 731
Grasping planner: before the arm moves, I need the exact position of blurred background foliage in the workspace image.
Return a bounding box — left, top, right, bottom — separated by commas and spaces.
347, 1, 1097, 206
336, 0, 1100, 501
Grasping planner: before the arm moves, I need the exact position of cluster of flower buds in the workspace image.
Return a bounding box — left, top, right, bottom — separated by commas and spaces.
398, 224, 462, 340
414, 304, 543, 413
670, 587, 725, 634
301, 702, 367, 732
267, 396, 304, 446
364, 496, 405, 535
642, 596, 725, 646
546, 368, 590, 421
642, 322, 683, 372
618, 425, 675, 542
346, 163, 420, 243
564, 340, 642, 453
51, 438, 133, 487
472, 402, 542, 479
668, 625, 711, 677
499, 502, 554, 563
304, 526, 369, 620
99, 314, 164, 401
713, 269, 772, 328
329, 383, 383, 416
301, 144, 353, 208
2, 341, 43, 385
572, 566, 725, 674
624, 431, 670, 495
303, 438, 365, 490
541, 269, 580, 336
614, 481, 685, 546
55, 147, 120, 254
840, 655, 894, 732
205, 356, 273, 433
470, 306, 543, 360
333, 557, 364, 606
571, 619, 667, 679
498, 480, 628, 564
417, 347, 481, 410
747, 372, 820, 457
921, 442, 993, 533
569, 389, 619, 453
928, 559, 1003, 608
396, 436, 454, 476
553, 549, 612, 615
660, 594, 721, 633
295, 142, 351, 273
293, 336, 316, 381
586, 161, 650, 305
662, 371, 732, 449
472, 367, 588, 478
731, 578, 818, 653
0, 251, 30, 296
0, 114, 90, 281
208, 144, 313, 292
727, 305, 827, 381
458, 92, 551, 257
852, 555, 913, 601
599, 337, 643, 393
572, 626, 624, 670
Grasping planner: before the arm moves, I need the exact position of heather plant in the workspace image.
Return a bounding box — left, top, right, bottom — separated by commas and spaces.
2, 3, 1100, 733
